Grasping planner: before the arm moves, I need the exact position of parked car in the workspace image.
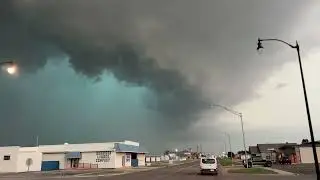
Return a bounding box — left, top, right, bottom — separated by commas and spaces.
243, 156, 272, 168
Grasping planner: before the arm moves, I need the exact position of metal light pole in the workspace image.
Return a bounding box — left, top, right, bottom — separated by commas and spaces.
211, 104, 249, 168
226, 132, 232, 154
257, 38, 320, 179
225, 132, 234, 166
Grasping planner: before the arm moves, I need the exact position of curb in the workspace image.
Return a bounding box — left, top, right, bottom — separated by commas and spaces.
262, 167, 297, 176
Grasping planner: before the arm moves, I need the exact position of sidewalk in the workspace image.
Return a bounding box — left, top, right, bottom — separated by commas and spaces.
220, 166, 296, 176
263, 167, 296, 176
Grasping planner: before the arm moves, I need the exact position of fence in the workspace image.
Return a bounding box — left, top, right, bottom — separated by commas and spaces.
65, 163, 98, 169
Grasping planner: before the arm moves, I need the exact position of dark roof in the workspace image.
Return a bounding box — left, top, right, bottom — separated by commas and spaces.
114, 143, 148, 153
257, 143, 297, 153
249, 146, 259, 154
65, 152, 82, 159
279, 144, 298, 149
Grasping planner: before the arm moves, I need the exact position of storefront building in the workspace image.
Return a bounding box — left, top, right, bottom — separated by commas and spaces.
0, 140, 147, 172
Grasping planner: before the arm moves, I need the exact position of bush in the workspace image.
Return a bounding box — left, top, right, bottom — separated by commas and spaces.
218, 158, 233, 166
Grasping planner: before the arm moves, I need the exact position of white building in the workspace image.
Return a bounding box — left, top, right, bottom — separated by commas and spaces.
0, 140, 147, 173
298, 144, 320, 163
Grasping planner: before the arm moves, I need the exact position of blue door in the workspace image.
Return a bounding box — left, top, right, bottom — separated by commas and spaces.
41, 161, 59, 171
131, 159, 138, 167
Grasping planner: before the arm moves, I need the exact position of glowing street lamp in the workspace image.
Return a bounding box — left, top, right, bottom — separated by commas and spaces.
6, 65, 17, 75
0, 60, 17, 75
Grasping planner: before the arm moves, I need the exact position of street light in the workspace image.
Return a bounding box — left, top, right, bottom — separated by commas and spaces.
257, 38, 320, 179
225, 132, 232, 156
0, 60, 17, 75
210, 104, 248, 168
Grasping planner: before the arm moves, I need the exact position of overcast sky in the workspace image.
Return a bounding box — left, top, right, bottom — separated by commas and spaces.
0, 0, 319, 153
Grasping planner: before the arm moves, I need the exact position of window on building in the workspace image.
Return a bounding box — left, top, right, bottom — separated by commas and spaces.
3, 155, 10, 160
126, 154, 131, 162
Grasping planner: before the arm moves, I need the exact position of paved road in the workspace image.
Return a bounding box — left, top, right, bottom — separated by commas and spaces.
106, 161, 316, 180
0, 161, 316, 180
75, 161, 317, 180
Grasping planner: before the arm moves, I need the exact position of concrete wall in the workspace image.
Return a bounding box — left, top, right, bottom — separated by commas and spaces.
0, 147, 19, 172
42, 153, 66, 169
39, 143, 115, 153
80, 151, 116, 168
115, 153, 125, 168
300, 147, 320, 163
17, 151, 42, 172
137, 154, 145, 166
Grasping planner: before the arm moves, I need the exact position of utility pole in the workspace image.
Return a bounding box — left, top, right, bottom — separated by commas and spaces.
36, 136, 39, 147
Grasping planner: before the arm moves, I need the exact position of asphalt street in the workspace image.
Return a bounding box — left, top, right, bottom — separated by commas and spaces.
0, 161, 316, 180
106, 161, 315, 180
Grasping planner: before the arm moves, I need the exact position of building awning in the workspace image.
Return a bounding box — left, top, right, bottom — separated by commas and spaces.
65, 152, 81, 159
114, 143, 148, 153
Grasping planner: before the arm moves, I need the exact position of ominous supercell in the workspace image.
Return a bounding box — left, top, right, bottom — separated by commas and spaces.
0, 0, 310, 150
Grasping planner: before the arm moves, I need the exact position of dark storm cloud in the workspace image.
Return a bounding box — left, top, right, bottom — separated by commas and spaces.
0, 0, 208, 130
0, 0, 313, 150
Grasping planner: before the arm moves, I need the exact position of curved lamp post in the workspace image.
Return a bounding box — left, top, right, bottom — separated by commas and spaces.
257, 38, 320, 179
210, 104, 248, 168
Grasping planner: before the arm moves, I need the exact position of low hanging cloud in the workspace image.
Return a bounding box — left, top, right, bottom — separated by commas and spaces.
0, 0, 313, 149
1, 0, 209, 131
